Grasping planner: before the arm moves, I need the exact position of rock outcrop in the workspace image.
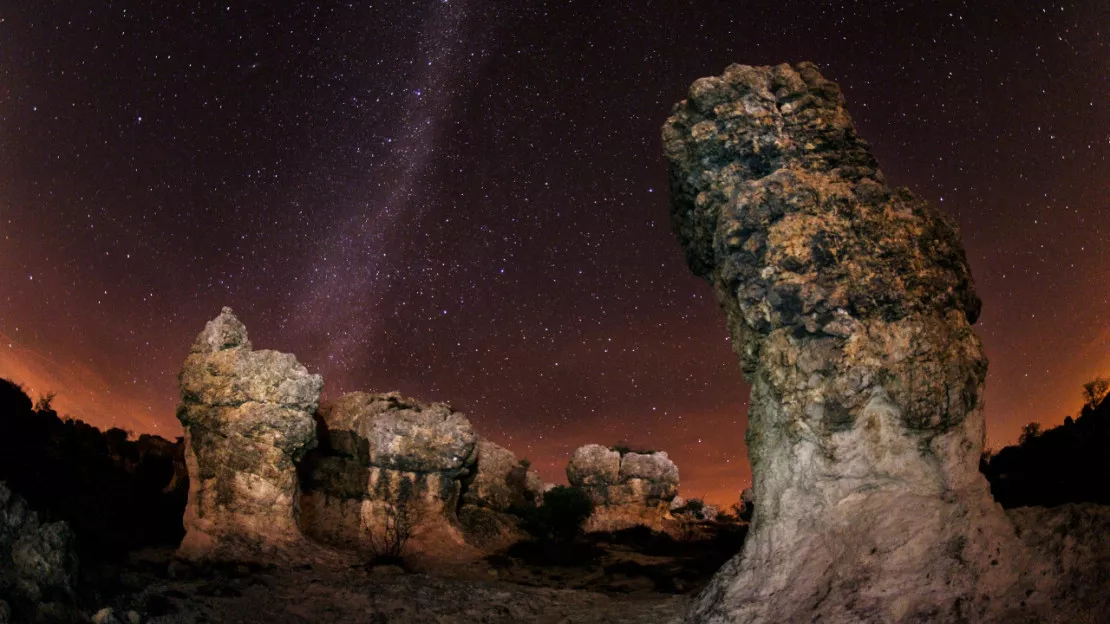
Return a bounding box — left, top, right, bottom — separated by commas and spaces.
457, 438, 544, 549
0, 481, 79, 622
462, 439, 544, 510
177, 307, 322, 560
663, 63, 1074, 622
299, 392, 482, 560
566, 444, 679, 532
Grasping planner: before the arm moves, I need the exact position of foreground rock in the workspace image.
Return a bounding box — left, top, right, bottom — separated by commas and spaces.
300, 392, 483, 561
566, 444, 679, 532
663, 63, 1080, 622
1007, 504, 1110, 618
0, 481, 79, 622
177, 307, 322, 560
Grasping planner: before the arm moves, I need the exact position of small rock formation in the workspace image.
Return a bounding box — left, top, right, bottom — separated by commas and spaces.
457, 438, 544, 549
0, 481, 79, 622
299, 392, 481, 560
663, 63, 1076, 622
177, 307, 322, 559
566, 444, 679, 532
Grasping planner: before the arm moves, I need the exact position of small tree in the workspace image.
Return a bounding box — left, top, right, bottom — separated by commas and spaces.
1082, 377, 1110, 411
368, 481, 425, 565
1018, 422, 1042, 446
34, 391, 56, 412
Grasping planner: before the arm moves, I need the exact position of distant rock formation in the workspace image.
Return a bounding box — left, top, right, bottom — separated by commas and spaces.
177, 307, 322, 560
457, 438, 544, 549
663, 63, 1078, 622
566, 444, 679, 532
0, 378, 186, 559
299, 392, 482, 560
0, 481, 79, 622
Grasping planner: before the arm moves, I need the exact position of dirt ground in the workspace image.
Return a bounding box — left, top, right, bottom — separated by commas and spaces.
81, 525, 744, 624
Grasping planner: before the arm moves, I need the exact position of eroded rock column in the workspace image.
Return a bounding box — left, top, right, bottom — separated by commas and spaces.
663, 63, 1045, 623
177, 307, 321, 559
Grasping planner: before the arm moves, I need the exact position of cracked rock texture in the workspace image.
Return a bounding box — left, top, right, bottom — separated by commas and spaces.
300, 392, 484, 560
662, 63, 1096, 622
176, 307, 321, 560
566, 445, 679, 532
0, 481, 79, 622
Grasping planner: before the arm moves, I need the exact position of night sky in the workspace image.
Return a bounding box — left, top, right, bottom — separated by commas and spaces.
2, 1, 1107, 505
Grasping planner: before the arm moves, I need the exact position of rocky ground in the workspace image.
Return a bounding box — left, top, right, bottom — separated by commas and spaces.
76, 525, 743, 624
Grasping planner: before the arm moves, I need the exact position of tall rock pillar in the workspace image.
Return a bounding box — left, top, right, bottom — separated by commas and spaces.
176, 307, 321, 559
663, 63, 1044, 623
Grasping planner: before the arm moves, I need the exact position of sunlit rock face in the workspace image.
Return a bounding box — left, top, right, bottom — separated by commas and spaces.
566, 444, 679, 532
663, 63, 1060, 622
299, 392, 483, 560
176, 307, 321, 560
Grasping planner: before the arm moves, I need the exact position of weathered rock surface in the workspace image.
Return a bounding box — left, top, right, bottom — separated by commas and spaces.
0, 481, 79, 622
300, 392, 483, 560
663, 63, 1083, 622
567, 445, 679, 532
177, 307, 322, 560
462, 438, 543, 511
456, 438, 544, 550
1007, 504, 1110, 619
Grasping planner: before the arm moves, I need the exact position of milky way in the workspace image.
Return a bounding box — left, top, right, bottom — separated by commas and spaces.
2, 1, 1107, 504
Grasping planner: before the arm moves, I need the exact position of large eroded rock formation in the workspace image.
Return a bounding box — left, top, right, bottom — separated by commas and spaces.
566, 444, 679, 532
663, 63, 1067, 622
299, 392, 483, 560
177, 307, 321, 559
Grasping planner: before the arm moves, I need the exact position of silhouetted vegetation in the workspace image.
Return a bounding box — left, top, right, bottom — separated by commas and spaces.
608, 441, 657, 455
512, 485, 594, 541
982, 379, 1110, 508
0, 377, 187, 560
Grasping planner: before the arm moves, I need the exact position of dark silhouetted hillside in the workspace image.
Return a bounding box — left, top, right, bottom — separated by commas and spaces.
983, 387, 1110, 508
0, 377, 187, 559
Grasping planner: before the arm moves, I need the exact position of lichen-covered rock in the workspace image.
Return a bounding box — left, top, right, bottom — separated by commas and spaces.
0, 481, 79, 621
566, 446, 679, 532
177, 307, 321, 560
663, 63, 1071, 622
319, 392, 476, 472
299, 392, 482, 561
566, 445, 620, 487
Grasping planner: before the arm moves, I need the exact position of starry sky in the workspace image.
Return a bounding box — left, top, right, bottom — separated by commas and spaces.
2, 1, 1107, 505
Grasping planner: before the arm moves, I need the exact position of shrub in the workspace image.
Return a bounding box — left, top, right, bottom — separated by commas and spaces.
512, 485, 594, 541
367, 481, 425, 565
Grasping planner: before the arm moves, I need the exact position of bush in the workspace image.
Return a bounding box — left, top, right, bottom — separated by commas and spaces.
367, 481, 425, 565
512, 485, 594, 541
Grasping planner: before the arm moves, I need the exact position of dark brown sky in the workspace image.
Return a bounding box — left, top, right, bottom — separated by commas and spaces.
2, 1, 1107, 504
